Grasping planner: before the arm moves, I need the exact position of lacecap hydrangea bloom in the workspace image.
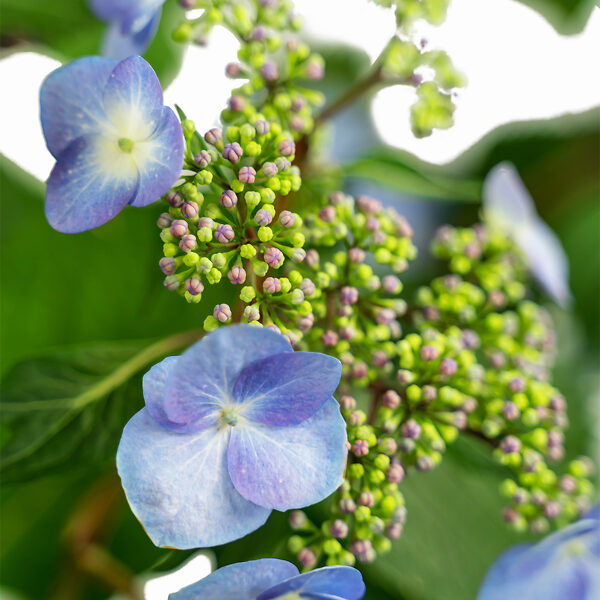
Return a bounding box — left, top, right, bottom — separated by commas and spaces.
117, 325, 347, 549
89, 0, 166, 59
483, 162, 572, 308
40, 55, 183, 233
170, 559, 365, 600
478, 504, 599, 600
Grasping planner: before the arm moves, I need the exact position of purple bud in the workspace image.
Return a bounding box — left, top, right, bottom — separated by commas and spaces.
225, 62, 241, 77
500, 435, 522, 454
350, 539, 374, 562
386, 523, 403, 540
264, 247, 284, 268
157, 212, 172, 228
547, 430, 564, 447
278, 139, 296, 157
382, 390, 401, 409
297, 548, 317, 569
179, 0, 195, 8
181, 201, 199, 219
167, 190, 184, 208
352, 439, 369, 457
339, 497, 356, 514
204, 128, 222, 145
421, 385, 437, 404
261, 162, 278, 178
544, 501, 561, 519
291, 97, 306, 112
289, 510, 307, 530
290, 116, 304, 132
299, 278, 315, 297
381, 275, 400, 294
358, 492, 375, 507
416, 455, 434, 471
194, 150, 211, 168
348, 247, 365, 263
463, 397, 478, 413
214, 223, 235, 243
198, 217, 214, 229
255, 120, 270, 135
322, 330, 338, 347
376, 308, 395, 326
159, 257, 176, 275
319, 206, 336, 222
227, 266, 246, 285
185, 277, 204, 296
243, 305, 260, 322
220, 190, 238, 209
274, 157, 291, 172
549, 395, 566, 412
352, 362, 368, 379
328, 519, 348, 539
228, 95, 245, 112
420, 345, 439, 361
278, 210, 295, 227
238, 166, 256, 184
263, 277, 281, 294
164, 275, 179, 291
393, 214, 413, 237
440, 357, 458, 376
297, 313, 314, 331
304, 249, 319, 267
559, 475, 577, 493
401, 419, 421, 440
252, 25, 267, 41
340, 286, 359, 305
356, 195, 382, 215
170, 219, 188, 237
179, 234, 196, 253
372, 350, 389, 368
260, 60, 278, 81
339, 395, 356, 410
306, 59, 324, 80
387, 463, 405, 483
502, 507, 519, 524
366, 216, 380, 232
213, 303, 232, 323
223, 142, 243, 163
255, 208, 273, 226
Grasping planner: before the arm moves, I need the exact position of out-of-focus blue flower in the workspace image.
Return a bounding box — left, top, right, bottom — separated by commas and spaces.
40, 56, 183, 233
89, 0, 166, 59
117, 325, 346, 549
478, 504, 600, 600
169, 559, 366, 600
482, 162, 573, 308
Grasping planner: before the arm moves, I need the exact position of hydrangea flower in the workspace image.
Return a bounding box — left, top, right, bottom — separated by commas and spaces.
169, 559, 366, 600
89, 0, 166, 59
117, 325, 346, 549
482, 162, 573, 307
40, 56, 183, 233
478, 504, 599, 600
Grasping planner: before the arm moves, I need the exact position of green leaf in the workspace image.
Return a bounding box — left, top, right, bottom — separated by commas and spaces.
513, 0, 596, 35
0, 331, 201, 482
344, 149, 481, 202
0, 0, 185, 87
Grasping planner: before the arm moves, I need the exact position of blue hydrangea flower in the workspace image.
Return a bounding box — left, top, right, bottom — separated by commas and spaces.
483, 162, 573, 307
117, 325, 347, 549
478, 504, 599, 600
169, 559, 366, 600
89, 0, 166, 59
40, 55, 183, 233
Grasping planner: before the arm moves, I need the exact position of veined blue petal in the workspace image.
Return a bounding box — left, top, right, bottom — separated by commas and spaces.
258, 566, 365, 600
228, 397, 347, 511
103, 56, 164, 141
514, 220, 573, 308
117, 409, 271, 549
45, 134, 138, 233
101, 9, 162, 60
163, 325, 291, 429
40, 56, 117, 157
233, 351, 342, 426
169, 559, 299, 600
129, 106, 184, 207
89, 0, 164, 26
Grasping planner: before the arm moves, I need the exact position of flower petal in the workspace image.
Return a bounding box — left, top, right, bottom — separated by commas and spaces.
102, 56, 164, 140
169, 559, 299, 600
129, 106, 184, 207
40, 56, 117, 157
514, 220, 572, 308
257, 566, 365, 600
45, 134, 138, 233
101, 9, 162, 60
117, 409, 271, 549
163, 325, 292, 429
233, 351, 342, 426
228, 397, 347, 511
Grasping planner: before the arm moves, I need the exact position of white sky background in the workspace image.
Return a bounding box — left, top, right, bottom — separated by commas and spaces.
1, 0, 599, 182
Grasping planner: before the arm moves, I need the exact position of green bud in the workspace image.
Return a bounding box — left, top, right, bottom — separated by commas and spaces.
257, 226, 273, 242
245, 191, 261, 209
288, 535, 305, 553
323, 539, 342, 555
245, 141, 262, 156
374, 454, 391, 471
260, 188, 276, 203
240, 286, 256, 302
206, 268, 222, 284
349, 463, 365, 479
298, 301, 312, 316
183, 252, 200, 267
197, 227, 213, 242
195, 170, 213, 185
252, 259, 269, 277
354, 506, 371, 522
163, 243, 178, 257
231, 179, 244, 193
203, 315, 219, 332
290, 232, 305, 248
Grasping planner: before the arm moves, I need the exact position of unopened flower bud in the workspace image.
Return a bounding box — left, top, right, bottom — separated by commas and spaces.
289, 510, 307, 530
420, 345, 439, 361
223, 142, 243, 162
167, 190, 184, 208
500, 435, 522, 454
382, 390, 401, 409
352, 439, 369, 457
204, 128, 222, 145
297, 313, 314, 331
220, 190, 238, 208
255, 208, 272, 226
243, 305, 260, 322
341, 286, 359, 305
228, 95, 245, 112
157, 212, 172, 228
278, 139, 295, 156
238, 166, 256, 184
213, 303, 232, 322
264, 247, 284, 268
170, 219, 188, 238
387, 463, 405, 483
185, 277, 204, 296
214, 224, 235, 243
261, 61, 278, 81
401, 419, 421, 439
179, 234, 196, 253
263, 277, 281, 294
227, 266, 246, 284
440, 357, 458, 376
298, 548, 317, 569
159, 257, 176, 275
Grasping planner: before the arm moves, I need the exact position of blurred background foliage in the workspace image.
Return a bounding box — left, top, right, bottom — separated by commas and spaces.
0, 0, 598, 599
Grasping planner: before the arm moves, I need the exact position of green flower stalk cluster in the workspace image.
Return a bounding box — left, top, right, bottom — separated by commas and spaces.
369, 0, 450, 29
175, 0, 325, 135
